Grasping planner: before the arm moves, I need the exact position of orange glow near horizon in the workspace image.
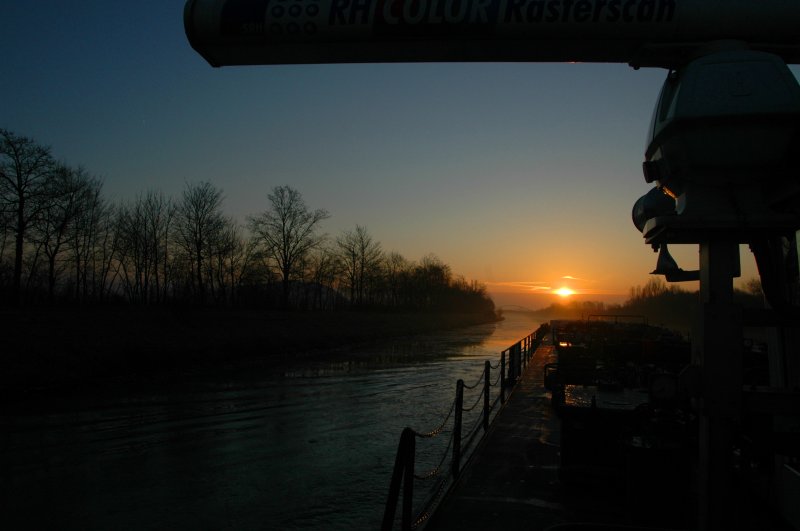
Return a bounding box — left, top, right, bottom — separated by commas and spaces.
483, 277, 637, 308
553, 287, 576, 298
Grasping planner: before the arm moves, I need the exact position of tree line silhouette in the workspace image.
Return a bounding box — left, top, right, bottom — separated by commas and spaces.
0, 129, 495, 315
528, 277, 764, 332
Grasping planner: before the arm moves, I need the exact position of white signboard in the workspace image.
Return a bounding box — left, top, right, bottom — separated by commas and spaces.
185, 0, 800, 66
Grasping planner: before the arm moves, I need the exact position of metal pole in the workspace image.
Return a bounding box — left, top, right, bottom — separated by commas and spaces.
500, 352, 506, 403
506, 348, 514, 388
512, 345, 518, 383
523, 337, 528, 366
695, 240, 742, 531
483, 360, 490, 431
402, 430, 415, 531
382, 427, 414, 531
452, 379, 464, 477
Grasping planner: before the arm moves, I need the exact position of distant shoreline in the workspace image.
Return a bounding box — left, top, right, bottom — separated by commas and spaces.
1, 307, 500, 402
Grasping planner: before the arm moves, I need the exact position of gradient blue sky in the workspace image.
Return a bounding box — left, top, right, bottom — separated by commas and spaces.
4, 1, 795, 308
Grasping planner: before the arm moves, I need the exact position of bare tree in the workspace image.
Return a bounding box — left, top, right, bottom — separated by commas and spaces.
93, 202, 122, 302
0, 200, 13, 288
143, 191, 177, 304
384, 251, 411, 307
175, 182, 225, 304
306, 246, 341, 310
237, 243, 278, 307
248, 185, 329, 308
0, 129, 55, 304
115, 198, 148, 303
116, 191, 176, 304
413, 254, 452, 308
66, 176, 115, 302
29, 165, 91, 302
336, 225, 383, 307
206, 217, 252, 305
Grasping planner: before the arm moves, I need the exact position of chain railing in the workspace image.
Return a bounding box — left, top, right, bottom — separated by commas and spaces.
381, 323, 551, 531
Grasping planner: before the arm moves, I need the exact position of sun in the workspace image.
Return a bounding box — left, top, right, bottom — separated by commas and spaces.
554, 287, 576, 298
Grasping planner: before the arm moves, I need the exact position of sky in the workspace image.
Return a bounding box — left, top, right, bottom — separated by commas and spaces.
3, 1, 796, 309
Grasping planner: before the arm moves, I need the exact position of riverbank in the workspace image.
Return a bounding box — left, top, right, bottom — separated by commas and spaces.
1, 306, 500, 399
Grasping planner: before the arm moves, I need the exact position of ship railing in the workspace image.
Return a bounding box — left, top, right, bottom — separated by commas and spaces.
381, 323, 550, 531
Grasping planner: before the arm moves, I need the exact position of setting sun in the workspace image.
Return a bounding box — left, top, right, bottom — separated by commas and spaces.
554, 287, 576, 298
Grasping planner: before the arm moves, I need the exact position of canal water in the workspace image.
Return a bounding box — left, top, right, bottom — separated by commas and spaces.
1, 312, 542, 530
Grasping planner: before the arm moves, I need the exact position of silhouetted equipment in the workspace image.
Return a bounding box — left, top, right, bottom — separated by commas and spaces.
631, 186, 675, 233
650, 243, 700, 282
630, 44, 800, 531
184, 0, 800, 67
634, 49, 800, 246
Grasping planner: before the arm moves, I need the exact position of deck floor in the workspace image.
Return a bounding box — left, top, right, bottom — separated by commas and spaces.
425, 340, 657, 531
423, 338, 795, 531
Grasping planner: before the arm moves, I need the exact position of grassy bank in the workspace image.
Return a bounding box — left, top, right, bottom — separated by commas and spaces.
1, 306, 499, 396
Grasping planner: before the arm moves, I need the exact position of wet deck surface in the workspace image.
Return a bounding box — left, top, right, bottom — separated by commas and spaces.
425, 341, 650, 531
423, 343, 796, 531
426, 342, 563, 531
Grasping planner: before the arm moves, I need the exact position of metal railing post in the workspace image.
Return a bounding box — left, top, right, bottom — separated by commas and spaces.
524, 337, 529, 364
402, 432, 415, 531
500, 351, 506, 402
382, 427, 415, 531
509, 346, 515, 384
382, 325, 553, 531
452, 379, 464, 477
510, 347, 517, 385
483, 360, 490, 432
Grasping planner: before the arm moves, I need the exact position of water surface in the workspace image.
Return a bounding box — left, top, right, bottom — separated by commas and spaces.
1, 312, 542, 530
